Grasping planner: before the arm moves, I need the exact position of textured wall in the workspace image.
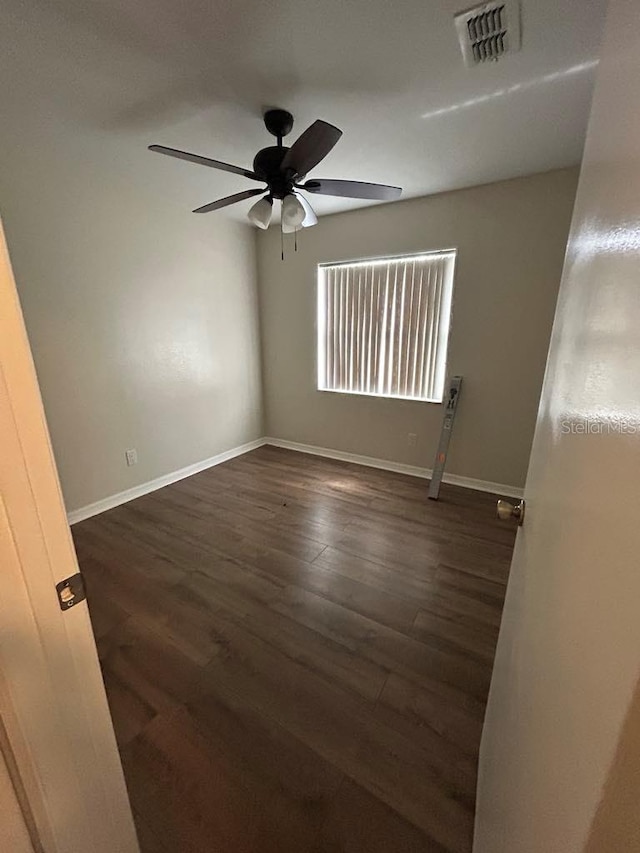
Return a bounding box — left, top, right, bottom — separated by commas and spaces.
1, 138, 262, 513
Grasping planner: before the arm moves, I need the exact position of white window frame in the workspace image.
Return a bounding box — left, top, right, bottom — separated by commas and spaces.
317, 249, 456, 404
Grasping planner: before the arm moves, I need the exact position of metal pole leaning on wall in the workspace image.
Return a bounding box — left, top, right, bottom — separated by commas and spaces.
428, 375, 463, 500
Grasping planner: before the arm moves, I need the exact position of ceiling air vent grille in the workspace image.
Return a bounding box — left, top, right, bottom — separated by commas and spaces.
454, 1, 521, 67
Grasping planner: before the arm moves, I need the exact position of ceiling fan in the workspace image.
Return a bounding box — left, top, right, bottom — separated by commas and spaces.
149, 109, 402, 232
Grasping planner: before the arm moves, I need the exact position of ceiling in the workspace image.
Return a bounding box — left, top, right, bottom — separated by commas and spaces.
0, 0, 608, 222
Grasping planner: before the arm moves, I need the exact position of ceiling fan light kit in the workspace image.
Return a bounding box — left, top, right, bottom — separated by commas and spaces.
248, 196, 273, 230
281, 193, 306, 228
149, 109, 402, 256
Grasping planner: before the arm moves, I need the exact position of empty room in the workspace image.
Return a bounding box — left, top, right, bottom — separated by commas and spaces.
3, 0, 640, 851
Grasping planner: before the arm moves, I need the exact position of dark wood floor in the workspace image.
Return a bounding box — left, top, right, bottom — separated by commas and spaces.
72, 445, 516, 853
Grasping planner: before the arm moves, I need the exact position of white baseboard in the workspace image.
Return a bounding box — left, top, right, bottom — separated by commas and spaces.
264, 437, 524, 499
67, 438, 267, 525
67, 434, 523, 524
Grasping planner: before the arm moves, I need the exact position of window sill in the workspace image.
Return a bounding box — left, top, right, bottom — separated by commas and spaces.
317, 387, 443, 404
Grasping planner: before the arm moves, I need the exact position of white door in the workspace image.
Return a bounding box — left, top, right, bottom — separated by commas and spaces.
474, 0, 640, 850
0, 219, 139, 852
0, 747, 33, 853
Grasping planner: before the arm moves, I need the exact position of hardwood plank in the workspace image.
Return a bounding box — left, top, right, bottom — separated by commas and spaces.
133, 811, 172, 853
349, 718, 475, 850
200, 612, 376, 765
375, 672, 485, 758
271, 585, 492, 700
84, 584, 130, 642
320, 779, 450, 853
185, 530, 420, 634
197, 614, 475, 847
185, 682, 344, 816
313, 545, 438, 600
122, 708, 329, 853
133, 496, 328, 563
182, 570, 388, 703
72, 446, 516, 853
411, 606, 499, 664
96, 618, 213, 746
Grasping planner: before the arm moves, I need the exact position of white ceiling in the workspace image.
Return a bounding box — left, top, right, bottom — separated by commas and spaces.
0, 0, 608, 221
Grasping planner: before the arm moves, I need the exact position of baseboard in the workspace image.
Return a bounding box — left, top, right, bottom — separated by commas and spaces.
67, 434, 523, 524
264, 437, 524, 499
66, 438, 267, 525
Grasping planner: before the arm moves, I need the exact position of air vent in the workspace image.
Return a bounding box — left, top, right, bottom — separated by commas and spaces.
454, 1, 521, 67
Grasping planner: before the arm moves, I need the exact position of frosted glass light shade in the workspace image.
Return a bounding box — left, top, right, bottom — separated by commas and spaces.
281, 193, 306, 228
282, 194, 318, 232
298, 193, 317, 227
248, 196, 273, 229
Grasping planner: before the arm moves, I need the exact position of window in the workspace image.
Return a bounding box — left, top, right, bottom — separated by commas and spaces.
317, 250, 456, 403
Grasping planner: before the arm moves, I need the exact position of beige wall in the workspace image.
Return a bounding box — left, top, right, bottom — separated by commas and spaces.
257, 168, 578, 489
1, 151, 262, 514
0, 0, 261, 517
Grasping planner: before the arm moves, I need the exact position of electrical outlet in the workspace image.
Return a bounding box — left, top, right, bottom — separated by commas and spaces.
125, 449, 138, 467
407, 433, 417, 447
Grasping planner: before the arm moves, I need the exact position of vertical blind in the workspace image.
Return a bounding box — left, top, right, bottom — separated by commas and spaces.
317, 250, 456, 402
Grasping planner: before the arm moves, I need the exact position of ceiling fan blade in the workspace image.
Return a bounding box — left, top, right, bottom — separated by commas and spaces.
280, 120, 342, 178
301, 179, 402, 201
297, 193, 318, 228
149, 145, 260, 180
193, 188, 265, 214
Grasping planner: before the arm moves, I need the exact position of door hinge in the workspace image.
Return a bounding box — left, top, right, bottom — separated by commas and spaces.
55, 573, 86, 611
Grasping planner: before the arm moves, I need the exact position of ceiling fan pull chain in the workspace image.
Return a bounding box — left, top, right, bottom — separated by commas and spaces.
281, 220, 284, 261
295, 229, 298, 253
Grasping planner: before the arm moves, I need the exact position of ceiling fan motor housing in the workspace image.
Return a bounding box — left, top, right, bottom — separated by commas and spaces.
253, 146, 295, 198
